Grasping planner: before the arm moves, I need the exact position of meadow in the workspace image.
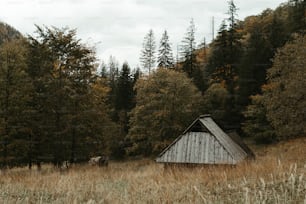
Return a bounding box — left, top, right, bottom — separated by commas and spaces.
0, 138, 305, 204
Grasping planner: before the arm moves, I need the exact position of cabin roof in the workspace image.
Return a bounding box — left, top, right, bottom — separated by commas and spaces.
157, 115, 254, 163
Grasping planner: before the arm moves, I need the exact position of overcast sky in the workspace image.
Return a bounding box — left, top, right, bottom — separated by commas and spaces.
0, 0, 286, 69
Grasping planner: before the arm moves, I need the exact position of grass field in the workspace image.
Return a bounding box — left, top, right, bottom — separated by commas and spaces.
0, 138, 305, 203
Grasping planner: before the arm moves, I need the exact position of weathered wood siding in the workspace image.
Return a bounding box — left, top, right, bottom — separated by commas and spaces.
199, 118, 247, 162
157, 132, 235, 164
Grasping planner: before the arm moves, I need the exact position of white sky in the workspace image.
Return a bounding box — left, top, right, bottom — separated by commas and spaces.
0, 0, 286, 69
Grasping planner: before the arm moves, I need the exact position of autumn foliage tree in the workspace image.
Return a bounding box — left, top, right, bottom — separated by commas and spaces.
127, 69, 202, 156
88, 77, 120, 158
263, 34, 306, 139
201, 83, 230, 128
242, 95, 276, 144
0, 39, 33, 167
26, 26, 109, 166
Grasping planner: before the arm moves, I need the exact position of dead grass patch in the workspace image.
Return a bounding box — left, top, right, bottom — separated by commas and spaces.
0, 137, 305, 203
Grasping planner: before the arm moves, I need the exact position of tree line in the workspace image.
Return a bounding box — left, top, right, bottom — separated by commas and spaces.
0, 0, 305, 168
133, 0, 305, 149
0, 26, 122, 168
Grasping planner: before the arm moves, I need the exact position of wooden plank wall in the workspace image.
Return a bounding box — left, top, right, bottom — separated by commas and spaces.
158, 132, 235, 164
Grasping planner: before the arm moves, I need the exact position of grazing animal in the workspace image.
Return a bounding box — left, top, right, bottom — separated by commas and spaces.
89, 156, 109, 167
61, 160, 71, 169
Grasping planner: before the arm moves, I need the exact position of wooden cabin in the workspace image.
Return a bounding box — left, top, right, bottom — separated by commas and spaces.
156, 115, 254, 165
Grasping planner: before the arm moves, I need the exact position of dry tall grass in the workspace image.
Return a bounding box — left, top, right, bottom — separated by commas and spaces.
0, 138, 305, 203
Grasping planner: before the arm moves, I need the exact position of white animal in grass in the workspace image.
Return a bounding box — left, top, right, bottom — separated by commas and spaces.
88, 156, 109, 166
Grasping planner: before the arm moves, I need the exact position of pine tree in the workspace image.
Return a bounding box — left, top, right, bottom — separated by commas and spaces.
226, 0, 242, 93
112, 62, 135, 158
288, 0, 306, 33
207, 0, 242, 93
206, 20, 229, 81
205, 0, 243, 129
108, 56, 119, 82
157, 30, 173, 69
180, 19, 206, 91
132, 67, 141, 85
237, 24, 271, 106
180, 19, 196, 76
99, 61, 108, 78
107, 56, 120, 121
115, 62, 134, 112
227, 0, 238, 33
140, 29, 156, 74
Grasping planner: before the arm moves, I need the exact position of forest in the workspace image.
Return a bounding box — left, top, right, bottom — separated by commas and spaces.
0, 0, 305, 168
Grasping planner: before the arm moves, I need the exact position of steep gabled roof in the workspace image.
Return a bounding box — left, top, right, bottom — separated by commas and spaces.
227, 131, 255, 159
157, 115, 254, 163
198, 116, 248, 162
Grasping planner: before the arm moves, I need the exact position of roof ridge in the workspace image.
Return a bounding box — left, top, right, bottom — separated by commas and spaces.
199, 114, 211, 118
156, 115, 252, 164
199, 117, 247, 162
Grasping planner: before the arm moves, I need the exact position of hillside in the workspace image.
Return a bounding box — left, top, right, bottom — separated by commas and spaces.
0, 1, 304, 167
0, 21, 22, 44
0, 137, 305, 203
